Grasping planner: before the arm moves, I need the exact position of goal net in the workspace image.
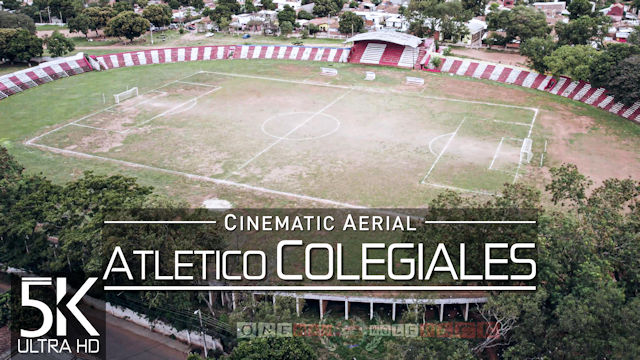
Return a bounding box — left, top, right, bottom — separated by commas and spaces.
113, 87, 138, 104
520, 138, 533, 164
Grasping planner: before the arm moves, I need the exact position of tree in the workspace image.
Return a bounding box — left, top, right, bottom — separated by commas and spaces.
112, 0, 134, 14
605, 55, 640, 106
261, 0, 276, 10
168, 0, 180, 9
68, 14, 91, 38
338, 11, 364, 34
555, 15, 610, 46
244, 0, 257, 13
190, 0, 204, 9
461, 0, 487, 17
0, 11, 37, 34
83, 7, 115, 36
297, 10, 313, 20
588, 43, 640, 88
405, 0, 471, 48
48, 0, 83, 22
142, 4, 172, 28
209, 0, 240, 26
0, 293, 9, 328
520, 36, 556, 73
277, 4, 296, 25
313, 0, 344, 17
567, 0, 592, 19
0, 28, 43, 63
279, 20, 293, 36
486, 6, 550, 43
105, 11, 151, 42
627, 26, 640, 46
45, 30, 75, 57
543, 44, 598, 81
228, 337, 316, 360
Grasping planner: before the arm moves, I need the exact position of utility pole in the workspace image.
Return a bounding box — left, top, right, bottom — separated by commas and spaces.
194, 310, 208, 358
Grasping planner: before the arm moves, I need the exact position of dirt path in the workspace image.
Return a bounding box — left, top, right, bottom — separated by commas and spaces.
451, 48, 529, 68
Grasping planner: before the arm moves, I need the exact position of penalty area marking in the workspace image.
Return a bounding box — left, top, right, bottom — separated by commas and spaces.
488, 137, 505, 170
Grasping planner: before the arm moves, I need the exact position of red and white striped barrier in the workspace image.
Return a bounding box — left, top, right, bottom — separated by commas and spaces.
0, 52, 92, 99
93, 45, 349, 70
233, 45, 350, 63
93, 46, 235, 70
1, 47, 638, 123
434, 57, 640, 123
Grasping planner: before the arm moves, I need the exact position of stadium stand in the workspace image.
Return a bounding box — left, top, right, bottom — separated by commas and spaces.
0, 53, 92, 98
0, 43, 638, 123
346, 32, 424, 68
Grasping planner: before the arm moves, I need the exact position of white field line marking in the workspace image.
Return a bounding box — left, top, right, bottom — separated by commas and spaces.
488, 137, 505, 170
428, 132, 454, 156
104, 285, 536, 291
424, 220, 535, 224
70, 123, 126, 134
26, 142, 370, 208
131, 86, 221, 130
203, 70, 537, 113
105, 220, 218, 224
493, 119, 530, 127
25, 73, 202, 145
227, 89, 352, 178
506, 137, 525, 142
177, 80, 219, 88
539, 153, 544, 167
117, 91, 168, 112
421, 117, 466, 183
513, 142, 524, 184
527, 108, 538, 138
422, 182, 496, 196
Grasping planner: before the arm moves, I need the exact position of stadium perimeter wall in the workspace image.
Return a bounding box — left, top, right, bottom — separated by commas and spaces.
1, 46, 638, 123
433, 56, 640, 123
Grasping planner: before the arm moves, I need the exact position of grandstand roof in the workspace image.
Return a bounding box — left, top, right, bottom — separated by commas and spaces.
345, 32, 424, 48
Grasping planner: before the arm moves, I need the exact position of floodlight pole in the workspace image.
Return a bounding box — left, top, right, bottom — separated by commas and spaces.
150, 25, 154, 45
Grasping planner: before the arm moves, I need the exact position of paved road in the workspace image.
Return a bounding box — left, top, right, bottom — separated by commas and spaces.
0, 277, 191, 360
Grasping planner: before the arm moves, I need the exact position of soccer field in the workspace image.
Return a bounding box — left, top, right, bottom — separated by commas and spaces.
25, 70, 539, 207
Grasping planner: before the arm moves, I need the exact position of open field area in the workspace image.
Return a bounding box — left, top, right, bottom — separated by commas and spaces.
2, 59, 639, 208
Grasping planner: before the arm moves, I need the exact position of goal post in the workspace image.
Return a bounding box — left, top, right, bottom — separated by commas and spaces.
520, 138, 533, 164
113, 87, 138, 104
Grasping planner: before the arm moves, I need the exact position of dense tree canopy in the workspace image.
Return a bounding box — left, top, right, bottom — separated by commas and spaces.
567, 0, 593, 19
0, 11, 36, 33
105, 11, 150, 42
486, 6, 550, 43
142, 4, 172, 28
68, 14, 91, 37
555, 15, 610, 46
228, 337, 316, 360
277, 5, 297, 25
313, 0, 344, 17
45, 30, 75, 57
0, 28, 43, 63
82, 6, 116, 35
588, 43, 640, 88
520, 36, 556, 73
404, 0, 471, 47
338, 11, 364, 34
605, 55, 640, 106
543, 44, 598, 81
